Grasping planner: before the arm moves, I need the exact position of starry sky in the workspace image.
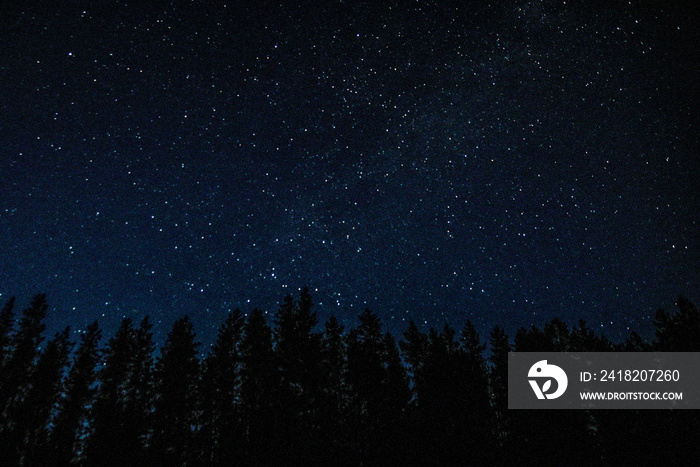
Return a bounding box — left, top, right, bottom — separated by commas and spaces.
1, 0, 698, 347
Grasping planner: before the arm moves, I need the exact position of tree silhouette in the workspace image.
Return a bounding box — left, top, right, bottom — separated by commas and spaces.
508, 319, 596, 465
400, 320, 429, 382
381, 331, 411, 463
85, 317, 155, 466
570, 319, 613, 352
0, 291, 697, 465
273, 288, 324, 462
9, 327, 72, 465
459, 320, 494, 464
240, 308, 279, 464
150, 316, 200, 465
0, 296, 15, 370
317, 315, 351, 462
599, 297, 700, 465
620, 330, 651, 351
127, 317, 156, 460
49, 321, 102, 466
401, 322, 491, 464
198, 309, 245, 464
654, 296, 700, 352
347, 309, 410, 464
0, 294, 48, 460
0, 294, 48, 419
488, 324, 510, 452
84, 318, 134, 466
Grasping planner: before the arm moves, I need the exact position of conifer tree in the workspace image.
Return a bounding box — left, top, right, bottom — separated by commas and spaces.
0, 296, 15, 370
399, 322, 491, 464
125, 317, 156, 460
0, 294, 48, 423
199, 310, 245, 464
0, 293, 49, 463
241, 308, 279, 464
654, 296, 700, 351
150, 316, 200, 465
399, 320, 428, 461
382, 331, 411, 419
380, 331, 411, 463
85, 318, 141, 466
273, 288, 324, 462
0, 326, 72, 464
14, 327, 72, 465
510, 320, 595, 465
346, 309, 409, 464
321, 316, 346, 404
488, 325, 510, 449
620, 330, 650, 351
317, 316, 350, 461
49, 321, 101, 466
570, 319, 613, 352
400, 320, 428, 383
542, 317, 571, 351
275, 289, 323, 399
458, 321, 493, 464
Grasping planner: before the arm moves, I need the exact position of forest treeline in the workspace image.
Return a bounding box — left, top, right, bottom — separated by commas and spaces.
0, 290, 698, 466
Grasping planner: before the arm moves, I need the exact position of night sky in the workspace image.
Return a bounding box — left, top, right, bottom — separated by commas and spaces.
1, 0, 698, 347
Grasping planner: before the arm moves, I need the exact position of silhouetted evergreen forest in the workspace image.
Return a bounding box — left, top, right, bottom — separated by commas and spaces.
0, 290, 698, 465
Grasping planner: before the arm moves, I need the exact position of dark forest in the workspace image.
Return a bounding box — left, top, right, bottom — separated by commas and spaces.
0, 290, 698, 466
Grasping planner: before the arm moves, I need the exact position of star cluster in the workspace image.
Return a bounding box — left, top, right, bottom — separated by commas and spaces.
1, 0, 697, 345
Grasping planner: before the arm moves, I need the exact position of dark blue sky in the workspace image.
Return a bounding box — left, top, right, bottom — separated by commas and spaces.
1, 0, 698, 347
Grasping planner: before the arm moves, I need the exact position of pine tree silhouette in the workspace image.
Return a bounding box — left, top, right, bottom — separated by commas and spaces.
0, 296, 16, 371
488, 325, 510, 463
346, 309, 409, 464
0, 294, 48, 459
240, 308, 279, 464
126, 317, 156, 464
654, 296, 700, 352
317, 315, 351, 463
570, 319, 613, 352
509, 320, 595, 465
85, 317, 153, 466
458, 320, 494, 464
0, 291, 697, 465
400, 322, 491, 464
273, 288, 324, 463
11, 327, 72, 465
150, 316, 200, 465
199, 310, 245, 464
49, 321, 102, 466
0, 294, 47, 419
